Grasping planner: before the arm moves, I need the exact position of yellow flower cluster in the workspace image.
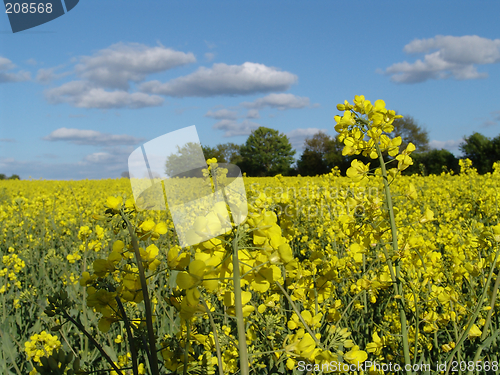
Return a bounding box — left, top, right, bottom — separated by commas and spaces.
24, 331, 61, 363
0, 249, 25, 293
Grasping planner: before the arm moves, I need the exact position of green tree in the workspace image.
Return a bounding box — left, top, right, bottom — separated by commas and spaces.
202, 143, 242, 164
391, 114, 430, 152
403, 149, 459, 175
0, 173, 20, 180
491, 134, 500, 164
297, 132, 348, 175
238, 127, 296, 176
459, 132, 494, 174
165, 142, 206, 177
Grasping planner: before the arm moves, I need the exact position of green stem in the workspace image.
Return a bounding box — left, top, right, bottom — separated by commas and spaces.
232, 227, 250, 375
275, 281, 323, 348
444, 243, 500, 374
0, 330, 22, 375
375, 142, 412, 371
481, 262, 500, 341
183, 320, 191, 375
200, 296, 225, 375
62, 310, 124, 375
115, 297, 139, 375
122, 212, 160, 375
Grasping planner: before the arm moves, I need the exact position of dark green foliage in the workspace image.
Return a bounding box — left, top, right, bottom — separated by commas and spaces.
164, 142, 206, 177
459, 132, 500, 174
0, 173, 20, 180
238, 127, 296, 176
391, 114, 430, 152
297, 132, 350, 176
403, 149, 460, 175
202, 143, 242, 164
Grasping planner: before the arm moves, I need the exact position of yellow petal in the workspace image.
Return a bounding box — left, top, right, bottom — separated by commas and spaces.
154, 222, 168, 235
176, 272, 196, 289
189, 260, 206, 278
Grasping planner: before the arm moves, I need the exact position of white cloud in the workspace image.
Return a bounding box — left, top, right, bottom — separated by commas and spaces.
36, 66, 69, 84
242, 93, 310, 110
213, 119, 260, 137
0, 138, 16, 143
45, 80, 164, 109
246, 109, 260, 119
43, 127, 145, 146
429, 138, 463, 151
1, 144, 136, 179
204, 109, 238, 120
0, 56, 30, 83
0, 57, 14, 70
383, 35, 500, 83
43, 43, 196, 109
75, 42, 196, 89
140, 62, 297, 97
37, 68, 57, 84
287, 128, 328, 150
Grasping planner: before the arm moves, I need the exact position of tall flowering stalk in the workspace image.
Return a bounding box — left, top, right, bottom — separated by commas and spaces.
335, 95, 414, 371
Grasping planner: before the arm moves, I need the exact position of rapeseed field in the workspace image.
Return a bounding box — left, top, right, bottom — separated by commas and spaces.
1, 96, 500, 374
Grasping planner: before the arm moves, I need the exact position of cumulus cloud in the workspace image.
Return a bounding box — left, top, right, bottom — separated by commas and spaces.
287, 128, 328, 150
37, 68, 58, 84
213, 119, 260, 137
45, 81, 164, 109
42, 43, 197, 108
246, 109, 260, 119
75, 42, 196, 89
0, 146, 134, 179
43, 127, 145, 146
0, 56, 30, 83
383, 35, 500, 83
36, 66, 69, 84
140, 62, 297, 97
204, 108, 238, 120
429, 139, 463, 151
242, 93, 311, 110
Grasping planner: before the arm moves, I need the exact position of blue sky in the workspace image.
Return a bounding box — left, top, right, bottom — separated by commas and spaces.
1, 0, 500, 179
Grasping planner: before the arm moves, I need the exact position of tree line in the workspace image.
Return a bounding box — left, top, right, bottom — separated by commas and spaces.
201, 117, 500, 177
6, 115, 496, 180
0, 174, 20, 180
